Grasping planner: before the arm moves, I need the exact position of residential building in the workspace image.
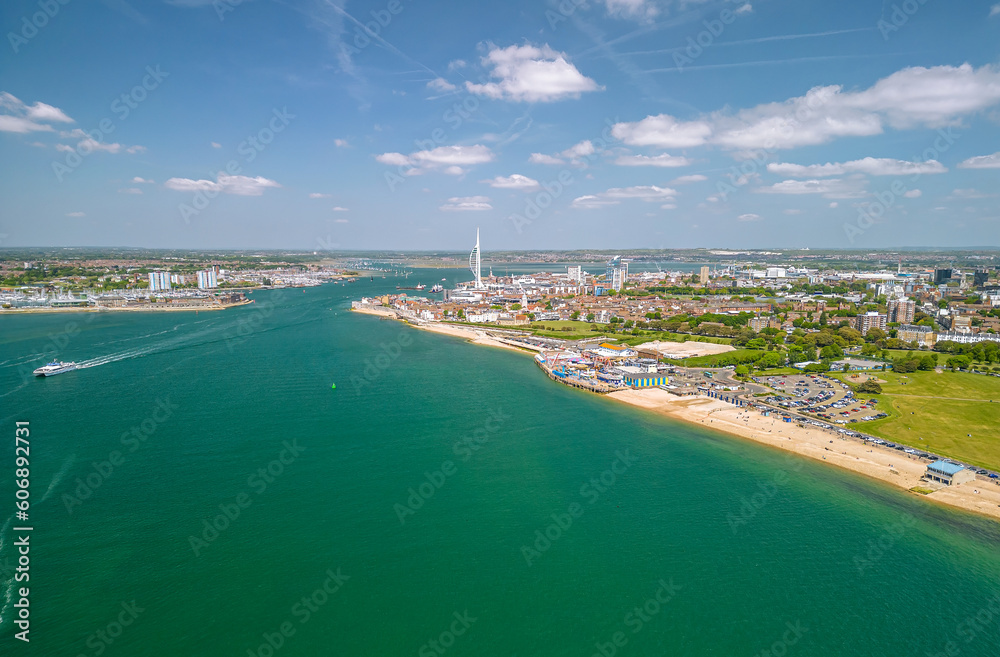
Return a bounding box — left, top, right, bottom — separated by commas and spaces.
934, 268, 953, 285
887, 298, 915, 324
196, 270, 218, 289
605, 256, 627, 291
148, 271, 171, 291
699, 266, 710, 285
897, 324, 936, 347
855, 311, 887, 335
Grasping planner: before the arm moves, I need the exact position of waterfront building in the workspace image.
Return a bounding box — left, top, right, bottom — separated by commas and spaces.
605, 256, 627, 291
148, 271, 171, 291
623, 373, 669, 388
925, 461, 975, 486
196, 269, 218, 289
469, 228, 484, 290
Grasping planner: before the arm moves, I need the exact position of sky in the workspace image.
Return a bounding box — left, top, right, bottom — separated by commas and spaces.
1, 0, 1000, 251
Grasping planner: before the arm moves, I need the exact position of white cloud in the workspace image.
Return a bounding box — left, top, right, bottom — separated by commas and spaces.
735, 3, 753, 14
309, 193, 332, 199
332, 206, 349, 212
992, 3, 1000, 16
465, 44, 601, 102
55, 128, 143, 155
958, 152, 1000, 169
572, 195, 620, 209
0, 92, 74, 133
118, 188, 143, 194
614, 153, 691, 168
334, 139, 349, 148
131, 176, 154, 184
529, 152, 565, 165
829, 202, 838, 208
950, 188, 994, 199
599, 0, 658, 21
612, 114, 712, 148
427, 77, 456, 92
482, 174, 540, 189
126, 145, 146, 154
671, 174, 708, 184
737, 213, 761, 221
66, 212, 85, 217
376, 144, 494, 175
756, 178, 868, 199
211, 141, 222, 148
767, 157, 946, 177
615, 64, 1000, 153
440, 195, 492, 211
164, 172, 281, 196
573, 185, 677, 208
903, 189, 922, 198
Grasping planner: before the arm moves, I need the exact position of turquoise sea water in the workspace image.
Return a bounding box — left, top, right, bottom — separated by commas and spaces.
1, 272, 999, 656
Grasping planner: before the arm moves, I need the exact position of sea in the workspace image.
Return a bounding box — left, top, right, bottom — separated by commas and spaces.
0, 269, 998, 656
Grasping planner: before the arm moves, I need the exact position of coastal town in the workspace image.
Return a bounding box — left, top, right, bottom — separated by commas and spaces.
351, 233, 1000, 519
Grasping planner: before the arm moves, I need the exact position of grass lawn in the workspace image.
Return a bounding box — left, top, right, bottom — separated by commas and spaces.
678, 348, 771, 368
829, 369, 1000, 471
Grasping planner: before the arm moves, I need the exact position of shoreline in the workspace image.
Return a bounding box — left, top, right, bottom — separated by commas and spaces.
0, 299, 253, 314
356, 308, 1000, 523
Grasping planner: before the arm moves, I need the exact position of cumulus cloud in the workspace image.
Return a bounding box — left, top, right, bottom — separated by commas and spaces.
465, 44, 601, 102
482, 174, 540, 189
573, 185, 677, 208
334, 139, 349, 148
949, 188, 995, 199
309, 193, 332, 198
735, 3, 753, 14
614, 153, 691, 168
529, 152, 565, 165
427, 77, 456, 92
131, 176, 154, 184
756, 178, 868, 199
671, 174, 708, 184
767, 157, 947, 177
613, 64, 1000, 153
376, 144, 494, 175
211, 141, 222, 148
529, 140, 600, 167
737, 213, 761, 221
0, 92, 74, 133
992, 3, 1000, 16
164, 172, 281, 196
958, 151, 1000, 169
55, 128, 144, 155
440, 195, 492, 211
332, 206, 349, 212
903, 189, 922, 198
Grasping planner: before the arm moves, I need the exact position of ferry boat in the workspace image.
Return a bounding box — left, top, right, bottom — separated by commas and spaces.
33, 361, 78, 377
430, 284, 444, 293
396, 284, 426, 291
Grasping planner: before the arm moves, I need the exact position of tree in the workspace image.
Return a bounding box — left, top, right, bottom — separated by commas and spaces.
856, 379, 883, 394
586, 313, 595, 321
571, 311, 580, 320
735, 365, 750, 378
865, 327, 887, 343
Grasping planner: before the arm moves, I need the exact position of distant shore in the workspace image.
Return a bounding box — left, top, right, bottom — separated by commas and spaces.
354, 306, 1000, 523
0, 299, 253, 314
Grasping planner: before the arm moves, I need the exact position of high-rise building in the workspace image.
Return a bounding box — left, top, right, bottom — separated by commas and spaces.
974, 270, 989, 287
148, 271, 170, 291
888, 298, 915, 324
934, 268, 953, 285
567, 265, 582, 283
699, 266, 710, 285
469, 228, 483, 289
196, 270, 218, 289
605, 256, 627, 291
855, 311, 888, 335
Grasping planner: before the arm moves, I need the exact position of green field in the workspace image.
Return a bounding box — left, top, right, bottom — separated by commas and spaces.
524, 321, 734, 346
829, 370, 1000, 471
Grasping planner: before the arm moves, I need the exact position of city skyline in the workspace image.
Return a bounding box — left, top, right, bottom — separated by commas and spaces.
2, 1, 1000, 250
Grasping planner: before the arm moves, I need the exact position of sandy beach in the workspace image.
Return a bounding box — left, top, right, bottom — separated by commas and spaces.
355, 309, 1000, 523
610, 388, 1000, 521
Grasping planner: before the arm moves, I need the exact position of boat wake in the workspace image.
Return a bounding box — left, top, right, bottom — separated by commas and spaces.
40, 455, 76, 504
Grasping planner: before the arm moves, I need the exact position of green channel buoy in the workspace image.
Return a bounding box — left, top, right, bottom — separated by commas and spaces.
331, 383, 337, 389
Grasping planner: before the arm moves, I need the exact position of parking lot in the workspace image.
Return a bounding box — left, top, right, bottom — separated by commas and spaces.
755, 373, 889, 424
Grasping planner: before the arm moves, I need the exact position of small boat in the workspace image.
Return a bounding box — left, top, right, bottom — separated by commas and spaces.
430, 284, 444, 293
33, 361, 78, 377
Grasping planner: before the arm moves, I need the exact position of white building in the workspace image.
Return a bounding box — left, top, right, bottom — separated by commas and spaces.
148, 272, 171, 291
196, 270, 218, 289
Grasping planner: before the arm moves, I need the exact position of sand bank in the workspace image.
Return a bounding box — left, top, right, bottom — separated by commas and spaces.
609, 388, 1000, 521
634, 340, 735, 358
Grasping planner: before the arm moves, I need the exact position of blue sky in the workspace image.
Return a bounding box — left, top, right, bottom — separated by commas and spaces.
1, 0, 999, 250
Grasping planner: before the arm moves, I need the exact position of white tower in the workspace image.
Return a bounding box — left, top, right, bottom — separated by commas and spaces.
469, 227, 483, 289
